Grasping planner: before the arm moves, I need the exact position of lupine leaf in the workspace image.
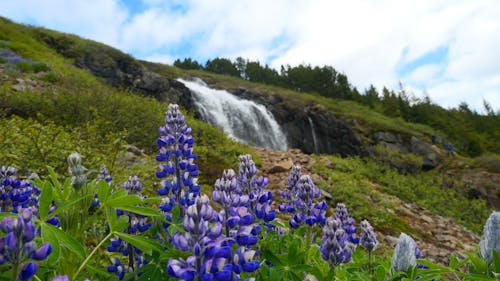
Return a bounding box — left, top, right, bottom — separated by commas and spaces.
115, 232, 162, 255
115, 205, 161, 217
41, 221, 60, 264
262, 249, 284, 266
493, 250, 500, 274
97, 179, 112, 204
41, 222, 86, 260
38, 181, 53, 220
375, 265, 387, 281
136, 264, 164, 281
106, 190, 138, 207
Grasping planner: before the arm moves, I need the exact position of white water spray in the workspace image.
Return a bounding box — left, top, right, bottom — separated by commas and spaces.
178, 78, 288, 150
307, 116, 319, 153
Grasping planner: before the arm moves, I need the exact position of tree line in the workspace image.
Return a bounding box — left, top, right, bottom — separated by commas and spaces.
173, 57, 499, 157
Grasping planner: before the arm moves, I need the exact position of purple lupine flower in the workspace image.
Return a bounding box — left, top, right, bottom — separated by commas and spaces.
479, 211, 500, 263
156, 104, 200, 209
279, 165, 301, 213
359, 220, 378, 252
106, 176, 150, 278
233, 247, 260, 274
0, 166, 40, 213
97, 165, 112, 183
19, 262, 38, 281
320, 217, 352, 266
0, 208, 51, 280
236, 155, 275, 224
288, 175, 326, 229
169, 195, 234, 281
391, 233, 418, 272
122, 176, 143, 195
107, 258, 126, 280
67, 153, 87, 190
335, 203, 359, 244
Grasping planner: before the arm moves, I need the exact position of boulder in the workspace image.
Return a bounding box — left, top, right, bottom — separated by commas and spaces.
410, 136, 441, 169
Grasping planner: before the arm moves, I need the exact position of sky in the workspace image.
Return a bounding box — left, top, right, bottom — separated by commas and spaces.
1, 0, 499, 112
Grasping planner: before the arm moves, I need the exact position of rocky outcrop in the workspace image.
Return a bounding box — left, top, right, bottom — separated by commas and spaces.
230, 87, 363, 156
371, 131, 442, 170
36, 30, 193, 107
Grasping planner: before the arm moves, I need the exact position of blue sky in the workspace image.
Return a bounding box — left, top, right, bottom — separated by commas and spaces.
1, 0, 499, 112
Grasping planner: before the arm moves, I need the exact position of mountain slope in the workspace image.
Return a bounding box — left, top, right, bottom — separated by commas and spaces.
0, 16, 496, 252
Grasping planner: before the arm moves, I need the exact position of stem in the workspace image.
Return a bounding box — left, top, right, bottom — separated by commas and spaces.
72, 231, 113, 280
306, 226, 312, 251
11, 260, 19, 281
330, 266, 336, 281
369, 251, 373, 281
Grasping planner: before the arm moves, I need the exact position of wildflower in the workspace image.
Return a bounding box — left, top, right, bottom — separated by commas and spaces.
106, 176, 150, 278
320, 217, 352, 266
479, 211, 500, 263
168, 195, 232, 281
288, 175, 326, 228
0, 208, 51, 280
279, 165, 301, 213
67, 153, 87, 189
360, 220, 378, 252
391, 233, 418, 272
335, 203, 359, 244
156, 104, 200, 209
0, 166, 40, 213
97, 165, 112, 183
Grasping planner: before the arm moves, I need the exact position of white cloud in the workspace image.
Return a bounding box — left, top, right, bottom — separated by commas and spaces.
1, 0, 499, 111
0, 0, 127, 47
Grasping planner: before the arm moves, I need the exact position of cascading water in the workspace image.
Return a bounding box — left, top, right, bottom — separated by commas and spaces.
178, 78, 288, 150
307, 116, 319, 153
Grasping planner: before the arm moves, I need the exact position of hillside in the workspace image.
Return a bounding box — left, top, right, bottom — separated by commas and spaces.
0, 15, 498, 264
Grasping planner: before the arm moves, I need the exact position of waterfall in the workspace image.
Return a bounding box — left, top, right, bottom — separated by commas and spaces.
307, 116, 319, 153
178, 78, 288, 150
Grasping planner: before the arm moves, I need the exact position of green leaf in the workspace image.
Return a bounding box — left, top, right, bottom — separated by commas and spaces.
114, 215, 130, 232
41, 222, 86, 260
38, 181, 53, 220
106, 207, 118, 233
376, 265, 387, 281
269, 266, 283, 281
115, 206, 161, 217
97, 180, 112, 204
50, 193, 93, 218
172, 205, 181, 222
106, 193, 142, 209
449, 254, 458, 269
493, 250, 500, 274
136, 264, 164, 281
41, 222, 60, 264
114, 232, 162, 256
262, 249, 283, 266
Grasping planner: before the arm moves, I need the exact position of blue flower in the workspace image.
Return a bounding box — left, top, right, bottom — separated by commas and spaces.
320, 217, 352, 266
360, 220, 378, 252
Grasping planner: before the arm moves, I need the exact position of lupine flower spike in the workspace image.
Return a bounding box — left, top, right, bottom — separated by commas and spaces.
0, 208, 51, 281
360, 220, 378, 252
320, 217, 352, 267
479, 211, 500, 263
67, 152, 87, 190
0, 166, 40, 213
391, 233, 418, 272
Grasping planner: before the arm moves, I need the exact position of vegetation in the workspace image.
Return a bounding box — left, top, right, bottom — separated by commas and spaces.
0, 15, 499, 280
